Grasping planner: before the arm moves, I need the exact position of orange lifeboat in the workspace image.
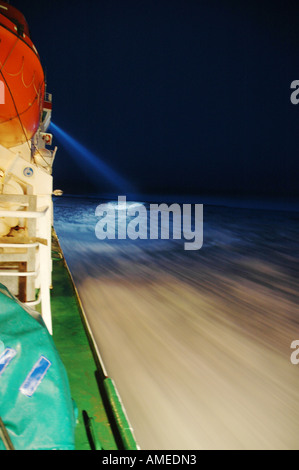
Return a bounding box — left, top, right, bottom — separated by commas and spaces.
0, 1, 45, 148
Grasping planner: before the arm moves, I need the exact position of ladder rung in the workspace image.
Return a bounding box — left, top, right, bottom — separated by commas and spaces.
0, 243, 39, 248
0, 271, 37, 277
0, 207, 49, 219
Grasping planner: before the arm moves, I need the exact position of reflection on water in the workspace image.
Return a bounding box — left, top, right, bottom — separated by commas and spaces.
54, 196, 299, 450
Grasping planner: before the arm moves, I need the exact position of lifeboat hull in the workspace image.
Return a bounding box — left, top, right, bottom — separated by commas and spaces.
0, 9, 44, 148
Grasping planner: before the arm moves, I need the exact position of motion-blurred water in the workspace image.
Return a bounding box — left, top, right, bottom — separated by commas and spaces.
53, 195, 299, 450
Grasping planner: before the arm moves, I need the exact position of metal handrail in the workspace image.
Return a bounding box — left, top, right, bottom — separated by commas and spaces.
25, 294, 41, 307
0, 207, 49, 219
0, 243, 39, 248
0, 270, 38, 277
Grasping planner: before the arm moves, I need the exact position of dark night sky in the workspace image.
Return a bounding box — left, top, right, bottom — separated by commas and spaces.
13, 0, 299, 199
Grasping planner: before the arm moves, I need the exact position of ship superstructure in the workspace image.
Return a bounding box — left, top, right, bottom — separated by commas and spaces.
0, 1, 138, 450
0, 0, 55, 333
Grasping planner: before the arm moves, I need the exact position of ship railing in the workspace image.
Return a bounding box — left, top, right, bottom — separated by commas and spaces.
0, 200, 52, 334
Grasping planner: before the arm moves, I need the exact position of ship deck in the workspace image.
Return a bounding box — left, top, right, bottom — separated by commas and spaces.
50, 232, 137, 450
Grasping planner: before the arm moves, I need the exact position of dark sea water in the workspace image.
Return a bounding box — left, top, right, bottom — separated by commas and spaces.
53, 194, 299, 450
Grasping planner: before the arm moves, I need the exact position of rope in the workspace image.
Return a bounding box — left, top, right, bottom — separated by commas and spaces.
0, 44, 38, 90
0, 35, 19, 75
0, 68, 31, 148
0, 55, 24, 77
21, 69, 36, 88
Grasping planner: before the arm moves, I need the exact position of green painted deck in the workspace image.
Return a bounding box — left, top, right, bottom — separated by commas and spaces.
50, 233, 118, 450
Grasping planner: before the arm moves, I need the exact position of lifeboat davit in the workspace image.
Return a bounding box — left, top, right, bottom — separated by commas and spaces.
0, 1, 44, 148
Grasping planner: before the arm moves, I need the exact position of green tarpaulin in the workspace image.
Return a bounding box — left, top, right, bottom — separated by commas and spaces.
0, 283, 75, 450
